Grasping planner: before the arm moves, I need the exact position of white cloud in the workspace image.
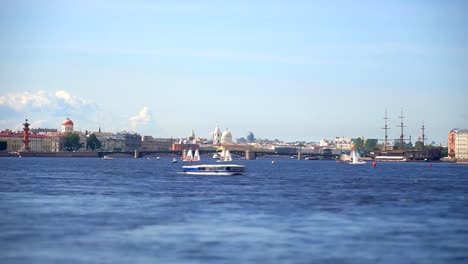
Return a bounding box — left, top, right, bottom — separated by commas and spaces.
55, 90, 88, 107
0, 90, 51, 111
130, 106, 152, 129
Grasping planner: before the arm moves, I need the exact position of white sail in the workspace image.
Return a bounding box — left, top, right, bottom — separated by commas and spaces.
350, 150, 366, 165
224, 150, 232, 161
193, 149, 200, 161
184, 149, 193, 161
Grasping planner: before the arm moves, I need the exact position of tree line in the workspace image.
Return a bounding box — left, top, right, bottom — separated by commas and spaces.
63, 133, 101, 151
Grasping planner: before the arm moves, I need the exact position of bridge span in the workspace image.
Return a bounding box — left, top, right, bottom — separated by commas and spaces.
98, 148, 339, 160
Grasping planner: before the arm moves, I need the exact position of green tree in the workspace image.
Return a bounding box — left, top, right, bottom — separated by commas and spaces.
364, 139, 378, 151
352, 138, 364, 151
440, 146, 448, 157
63, 133, 81, 151
87, 134, 102, 150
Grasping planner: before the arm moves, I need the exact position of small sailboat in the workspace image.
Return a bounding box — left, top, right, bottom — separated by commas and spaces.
349, 150, 366, 165
183, 149, 194, 162
218, 149, 233, 162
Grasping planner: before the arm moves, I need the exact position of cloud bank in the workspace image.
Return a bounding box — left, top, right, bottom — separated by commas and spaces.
0, 90, 95, 113
0, 90, 99, 131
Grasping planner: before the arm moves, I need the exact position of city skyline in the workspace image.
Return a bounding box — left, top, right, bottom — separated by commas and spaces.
1, 0, 467, 144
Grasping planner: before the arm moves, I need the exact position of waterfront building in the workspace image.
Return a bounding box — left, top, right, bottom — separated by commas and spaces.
319, 137, 352, 151
172, 143, 199, 151
320, 139, 331, 147
334, 137, 352, 151
449, 129, 468, 160
101, 136, 125, 152
141, 136, 174, 151
31, 128, 58, 134
0, 131, 53, 152
115, 132, 142, 151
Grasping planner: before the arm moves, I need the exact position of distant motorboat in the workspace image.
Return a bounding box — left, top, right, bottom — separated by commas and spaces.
156, 157, 161, 160
182, 164, 245, 176
172, 158, 178, 163
101, 155, 113, 160
349, 150, 366, 165
212, 153, 220, 159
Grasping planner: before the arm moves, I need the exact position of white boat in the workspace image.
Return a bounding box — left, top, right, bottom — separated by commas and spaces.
172, 158, 178, 163
218, 149, 233, 162
101, 155, 113, 160
212, 153, 220, 159
374, 156, 408, 162
193, 149, 201, 162
182, 164, 245, 176
349, 150, 366, 165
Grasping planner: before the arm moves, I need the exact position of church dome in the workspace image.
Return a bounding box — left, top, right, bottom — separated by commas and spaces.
221, 129, 233, 144
247, 132, 255, 143
61, 117, 74, 133
62, 117, 74, 126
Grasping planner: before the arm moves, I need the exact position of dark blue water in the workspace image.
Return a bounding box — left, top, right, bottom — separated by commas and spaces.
1, 157, 467, 263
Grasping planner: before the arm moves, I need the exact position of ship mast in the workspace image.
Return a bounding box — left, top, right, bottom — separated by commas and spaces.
381, 109, 390, 151
420, 122, 427, 150
397, 109, 406, 150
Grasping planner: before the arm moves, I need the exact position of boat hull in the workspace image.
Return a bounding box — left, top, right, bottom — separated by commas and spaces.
182, 164, 245, 176
182, 171, 243, 176
349, 161, 366, 165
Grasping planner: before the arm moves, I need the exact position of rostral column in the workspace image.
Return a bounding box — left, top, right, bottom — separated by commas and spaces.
23, 119, 30, 151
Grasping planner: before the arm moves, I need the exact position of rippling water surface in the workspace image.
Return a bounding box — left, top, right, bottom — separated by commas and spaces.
1, 157, 467, 263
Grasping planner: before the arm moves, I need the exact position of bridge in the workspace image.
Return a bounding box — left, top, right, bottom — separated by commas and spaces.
98, 148, 339, 160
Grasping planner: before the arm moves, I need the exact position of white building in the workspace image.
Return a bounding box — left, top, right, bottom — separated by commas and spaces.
454, 129, 468, 160
334, 137, 352, 151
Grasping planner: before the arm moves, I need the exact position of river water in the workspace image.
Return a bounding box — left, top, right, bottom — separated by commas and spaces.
1, 157, 467, 263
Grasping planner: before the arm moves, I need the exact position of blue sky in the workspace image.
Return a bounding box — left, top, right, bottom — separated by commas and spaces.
1, 0, 467, 144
